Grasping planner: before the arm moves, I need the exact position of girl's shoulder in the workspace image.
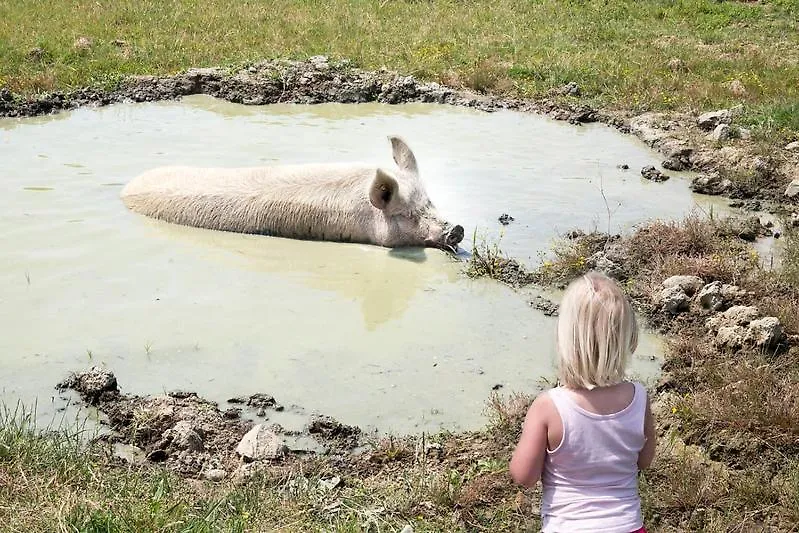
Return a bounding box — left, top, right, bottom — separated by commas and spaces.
526, 388, 559, 417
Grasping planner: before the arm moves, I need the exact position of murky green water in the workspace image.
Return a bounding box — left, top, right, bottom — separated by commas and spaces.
0, 96, 726, 434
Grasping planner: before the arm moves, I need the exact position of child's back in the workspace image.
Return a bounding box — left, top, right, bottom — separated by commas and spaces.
542, 381, 647, 532
509, 272, 655, 532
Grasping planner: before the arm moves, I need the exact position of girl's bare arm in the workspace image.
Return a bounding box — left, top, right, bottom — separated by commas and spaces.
638, 393, 656, 470
509, 394, 550, 488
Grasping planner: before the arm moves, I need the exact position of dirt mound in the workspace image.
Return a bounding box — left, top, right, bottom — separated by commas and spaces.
57, 367, 364, 479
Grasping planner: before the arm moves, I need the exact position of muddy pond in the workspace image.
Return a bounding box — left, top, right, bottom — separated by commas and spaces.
0, 95, 728, 435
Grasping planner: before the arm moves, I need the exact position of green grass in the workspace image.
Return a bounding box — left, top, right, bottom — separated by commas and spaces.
0, 405, 538, 532
1, 0, 798, 129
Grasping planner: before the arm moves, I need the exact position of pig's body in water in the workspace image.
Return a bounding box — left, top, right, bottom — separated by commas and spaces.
121, 136, 465, 251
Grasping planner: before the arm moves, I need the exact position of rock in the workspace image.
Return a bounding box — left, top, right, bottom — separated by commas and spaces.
498, 213, 515, 226
319, 476, 342, 491
784, 179, 799, 198
204, 468, 227, 482
744, 317, 784, 351
785, 141, 799, 151
74, 36, 93, 51
588, 251, 625, 280
715, 326, 746, 350
662, 275, 705, 296
618, 163, 630, 170
789, 213, 799, 228
113, 443, 147, 465
728, 215, 764, 242
690, 174, 732, 196
707, 123, 732, 142
557, 82, 580, 96
565, 229, 585, 239
28, 47, 45, 60
698, 282, 724, 311
235, 425, 288, 461
699, 281, 737, 312
56, 367, 119, 404
529, 296, 559, 317
738, 127, 751, 140
707, 305, 759, 330
667, 57, 686, 71
163, 421, 204, 452
641, 165, 670, 182
728, 79, 747, 97
662, 157, 688, 171
697, 281, 744, 312
726, 305, 761, 325
658, 286, 690, 314
697, 109, 730, 131
400, 526, 414, 533
750, 156, 772, 178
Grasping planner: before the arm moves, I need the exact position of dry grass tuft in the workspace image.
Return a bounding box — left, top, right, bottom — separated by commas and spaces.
483, 391, 534, 446
624, 214, 719, 267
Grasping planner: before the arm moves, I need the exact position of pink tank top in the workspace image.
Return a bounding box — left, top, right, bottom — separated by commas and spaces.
541, 382, 647, 533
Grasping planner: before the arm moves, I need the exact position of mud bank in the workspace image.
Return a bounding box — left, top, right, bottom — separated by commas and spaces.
2, 56, 797, 211
57, 368, 362, 480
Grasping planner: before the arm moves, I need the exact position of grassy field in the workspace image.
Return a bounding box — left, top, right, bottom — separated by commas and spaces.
1, 0, 799, 136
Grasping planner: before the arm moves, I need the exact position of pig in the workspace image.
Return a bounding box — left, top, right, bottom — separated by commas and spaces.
120, 136, 464, 251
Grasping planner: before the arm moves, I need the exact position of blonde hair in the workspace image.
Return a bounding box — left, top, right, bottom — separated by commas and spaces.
556, 271, 639, 390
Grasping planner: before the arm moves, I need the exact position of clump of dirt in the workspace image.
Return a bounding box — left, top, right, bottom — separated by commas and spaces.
308, 415, 361, 450
529, 295, 559, 316
56, 367, 119, 404
57, 367, 364, 478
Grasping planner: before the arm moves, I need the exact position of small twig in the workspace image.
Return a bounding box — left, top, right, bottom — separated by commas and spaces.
596, 173, 622, 251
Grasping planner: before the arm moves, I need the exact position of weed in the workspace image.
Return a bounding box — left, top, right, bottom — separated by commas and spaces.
466, 230, 534, 287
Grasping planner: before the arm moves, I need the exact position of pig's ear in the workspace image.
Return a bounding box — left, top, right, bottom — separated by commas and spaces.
369, 169, 398, 211
388, 136, 418, 175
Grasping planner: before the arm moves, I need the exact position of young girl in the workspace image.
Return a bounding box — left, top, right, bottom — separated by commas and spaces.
510, 272, 656, 533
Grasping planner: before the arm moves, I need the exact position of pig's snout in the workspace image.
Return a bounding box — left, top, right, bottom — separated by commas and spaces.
445, 225, 464, 247
427, 223, 464, 252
